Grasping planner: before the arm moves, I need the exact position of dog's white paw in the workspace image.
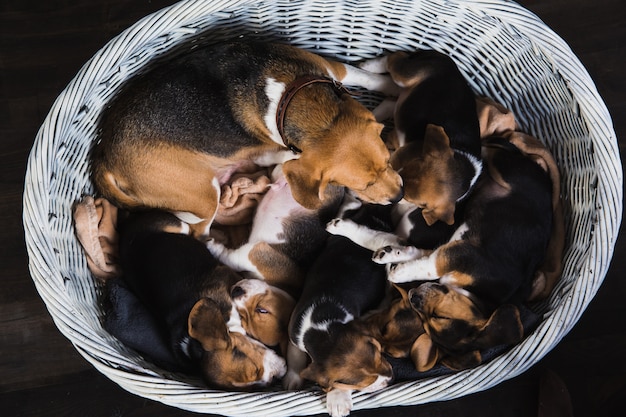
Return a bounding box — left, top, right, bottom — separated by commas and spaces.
282, 369, 304, 391
387, 257, 439, 283
358, 56, 389, 73
372, 245, 422, 264
326, 389, 353, 417
326, 218, 356, 236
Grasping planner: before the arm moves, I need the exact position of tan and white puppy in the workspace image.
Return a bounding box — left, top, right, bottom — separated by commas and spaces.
206, 165, 343, 299
92, 41, 403, 239
116, 210, 288, 388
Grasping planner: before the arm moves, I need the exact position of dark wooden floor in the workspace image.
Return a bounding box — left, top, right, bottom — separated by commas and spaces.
1, 0, 624, 416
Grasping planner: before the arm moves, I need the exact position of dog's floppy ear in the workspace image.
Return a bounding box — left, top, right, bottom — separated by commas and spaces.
300, 362, 331, 390
410, 333, 439, 372
282, 157, 325, 210
441, 350, 482, 371
422, 124, 453, 156
188, 298, 230, 351
475, 304, 524, 348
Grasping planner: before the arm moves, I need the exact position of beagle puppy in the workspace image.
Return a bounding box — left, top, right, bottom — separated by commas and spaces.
116, 210, 289, 389
360, 49, 482, 226
380, 137, 554, 369
91, 41, 403, 239
360, 283, 436, 373
286, 235, 393, 417
205, 165, 344, 300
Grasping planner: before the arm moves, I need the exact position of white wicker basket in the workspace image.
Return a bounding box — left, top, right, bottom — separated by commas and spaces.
23, 0, 621, 415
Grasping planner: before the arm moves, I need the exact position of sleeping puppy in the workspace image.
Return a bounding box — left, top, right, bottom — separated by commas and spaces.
206, 165, 344, 300
91, 41, 403, 238
360, 283, 436, 373
380, 137, 553, 369
286, 235, 393, 417
360, 49, 482, 225
116, 210, 288, 389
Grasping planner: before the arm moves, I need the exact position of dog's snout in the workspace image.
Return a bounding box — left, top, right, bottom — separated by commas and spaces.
408, 287, 423, 309
231, 285, 245, 299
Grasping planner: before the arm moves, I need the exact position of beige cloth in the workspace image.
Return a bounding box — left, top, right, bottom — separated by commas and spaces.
215, 170, 271, 226
73, 196, 120, 281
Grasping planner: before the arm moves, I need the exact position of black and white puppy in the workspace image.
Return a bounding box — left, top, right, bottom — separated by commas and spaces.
286, 235, 393, 417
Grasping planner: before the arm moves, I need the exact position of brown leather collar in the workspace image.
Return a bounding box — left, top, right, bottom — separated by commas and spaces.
276, 75, 351, 154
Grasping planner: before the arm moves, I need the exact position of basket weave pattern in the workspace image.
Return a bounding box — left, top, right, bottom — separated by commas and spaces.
23, 1, 621, 415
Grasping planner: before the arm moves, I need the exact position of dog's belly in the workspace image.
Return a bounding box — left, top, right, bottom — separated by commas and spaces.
248, 176, 312, 244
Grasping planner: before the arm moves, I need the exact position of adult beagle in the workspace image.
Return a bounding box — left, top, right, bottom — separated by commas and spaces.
91, 41, 403, 238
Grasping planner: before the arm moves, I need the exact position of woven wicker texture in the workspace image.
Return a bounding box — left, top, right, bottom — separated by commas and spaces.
23, 0, 621, 415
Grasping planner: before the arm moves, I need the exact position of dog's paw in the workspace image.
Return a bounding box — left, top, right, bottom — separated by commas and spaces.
372, 245, 422, 264
358, 56, 389, 73
326, 389, 353, 417
282, 369, 304, 391
386, 261, 416, 283
326, 218, 356, 236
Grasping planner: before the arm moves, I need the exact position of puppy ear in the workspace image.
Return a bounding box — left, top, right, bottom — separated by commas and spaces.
282, 158, 324, 209
392, 283, 410, 302
475, 304, 524, 348
188, 298, 230, 351
300, 362, 330, 389
410, 333, 439, 372
441, 350, 482, 370
423, 124, 452, 156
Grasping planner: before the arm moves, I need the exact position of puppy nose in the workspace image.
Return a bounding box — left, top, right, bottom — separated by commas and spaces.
408, 288, 423, 308
230, 285, 245, 299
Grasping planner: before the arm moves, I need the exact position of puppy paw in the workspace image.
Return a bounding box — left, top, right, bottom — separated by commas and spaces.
358, 56, 389, 73
282, 369, 304, 391
386, 262, 416, 283
326, 218, 356, 236
326, 389, 353, 417
372, 245, 422, 264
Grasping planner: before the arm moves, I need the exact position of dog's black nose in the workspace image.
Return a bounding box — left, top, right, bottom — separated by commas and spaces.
391, 187, 404, 204
231, 285, 245, 299
408, 288, 423, 309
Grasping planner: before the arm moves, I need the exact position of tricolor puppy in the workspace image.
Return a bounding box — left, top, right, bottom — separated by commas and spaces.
116, 210, 288, 389
287, 235, 393, 417
206, 165, 344, 300
91, 41, 403, 238
360, 283, 436, 372
381, 138, 553, 370
360, 49, 482, 225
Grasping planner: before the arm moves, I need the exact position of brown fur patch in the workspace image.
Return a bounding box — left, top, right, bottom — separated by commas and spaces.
188, 298, 281, 389
248, 242, 304, 297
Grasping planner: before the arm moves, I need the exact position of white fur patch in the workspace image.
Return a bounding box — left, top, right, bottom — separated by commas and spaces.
263, 78, 287, 146
360, 374, 392, 393
456, 151, 483, 202
326, 388, 354, 417
173, 211, 204, 225
226, 304, 246, 335
294, 301, 354, 352
326, 218, 402, 252
261, 348, 287, 382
